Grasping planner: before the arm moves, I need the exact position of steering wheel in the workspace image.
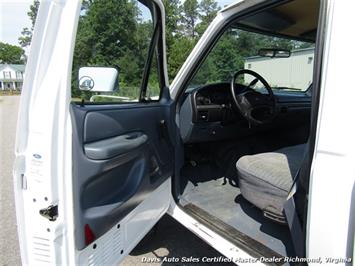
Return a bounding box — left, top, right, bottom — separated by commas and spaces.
230, 69, 277, 126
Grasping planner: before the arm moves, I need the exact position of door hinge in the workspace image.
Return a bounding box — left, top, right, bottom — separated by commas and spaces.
39, 205, 58, 222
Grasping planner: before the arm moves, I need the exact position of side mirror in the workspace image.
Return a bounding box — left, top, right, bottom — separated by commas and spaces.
258, 48, 291, 58
78, 67, 118, 92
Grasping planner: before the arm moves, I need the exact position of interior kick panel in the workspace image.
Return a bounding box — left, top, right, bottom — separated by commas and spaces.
70, 103, 174, 250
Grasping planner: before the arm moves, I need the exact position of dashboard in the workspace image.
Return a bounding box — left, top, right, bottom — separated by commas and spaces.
196, 84, 232, 106
180, 83, 246, 143
193, 84, 237, 123
179, 82, 312, 143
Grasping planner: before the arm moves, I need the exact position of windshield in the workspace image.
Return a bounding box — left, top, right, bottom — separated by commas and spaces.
188, 28, 315, 93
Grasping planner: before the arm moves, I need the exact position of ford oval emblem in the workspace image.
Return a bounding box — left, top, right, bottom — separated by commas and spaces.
33, 154, 42, 159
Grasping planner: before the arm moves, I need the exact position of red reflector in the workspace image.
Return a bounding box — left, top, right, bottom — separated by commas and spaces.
85, 224, 96, 245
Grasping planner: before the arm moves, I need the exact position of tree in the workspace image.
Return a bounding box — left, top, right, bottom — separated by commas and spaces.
168, 37, 197, 78
19, 0, 40, 48
162, 0, 184, 80
197, 0, 220, 35
181, 0, 199, 38
71, 0, 148, 98
0, 42, 25, 64
199, 0, 219, 21
192, 30, 243, 85
162, 0, 181, 47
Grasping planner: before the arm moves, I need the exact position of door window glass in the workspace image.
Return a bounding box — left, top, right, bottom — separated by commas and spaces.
71, 0, 161, 103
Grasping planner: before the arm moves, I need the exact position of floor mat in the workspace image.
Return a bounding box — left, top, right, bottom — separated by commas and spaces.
180, 164, 295, 257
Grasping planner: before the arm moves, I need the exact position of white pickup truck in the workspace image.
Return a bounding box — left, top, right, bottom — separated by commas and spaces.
13, 0, 354, 265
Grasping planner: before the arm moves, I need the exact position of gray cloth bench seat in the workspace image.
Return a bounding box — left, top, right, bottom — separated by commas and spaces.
236, 144, 306, 220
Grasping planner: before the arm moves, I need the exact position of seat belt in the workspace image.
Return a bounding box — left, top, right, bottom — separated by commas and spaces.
284, 146, 311, 259
284, 174, 305, 258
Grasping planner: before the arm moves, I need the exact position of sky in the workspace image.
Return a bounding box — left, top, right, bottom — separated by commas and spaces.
0, 0, 235, 49
0, 0, 33, 49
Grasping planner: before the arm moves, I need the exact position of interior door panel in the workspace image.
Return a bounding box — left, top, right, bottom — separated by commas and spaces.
70, 102, 174, 250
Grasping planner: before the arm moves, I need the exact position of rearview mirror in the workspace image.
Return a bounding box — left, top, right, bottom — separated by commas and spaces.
258, 48, 291, 58
78, 67, 118, 92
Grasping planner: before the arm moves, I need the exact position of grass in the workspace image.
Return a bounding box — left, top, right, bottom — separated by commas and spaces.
0, 90, 21, 96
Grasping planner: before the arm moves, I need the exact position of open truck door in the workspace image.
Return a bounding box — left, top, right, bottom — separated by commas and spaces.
13, 0, 175, 265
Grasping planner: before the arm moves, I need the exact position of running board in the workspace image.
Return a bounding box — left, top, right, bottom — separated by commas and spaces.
183, 203, 285, 266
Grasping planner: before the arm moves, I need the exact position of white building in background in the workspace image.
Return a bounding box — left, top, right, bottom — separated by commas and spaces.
0, 64, 26, 90
244, 47, 315, 90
